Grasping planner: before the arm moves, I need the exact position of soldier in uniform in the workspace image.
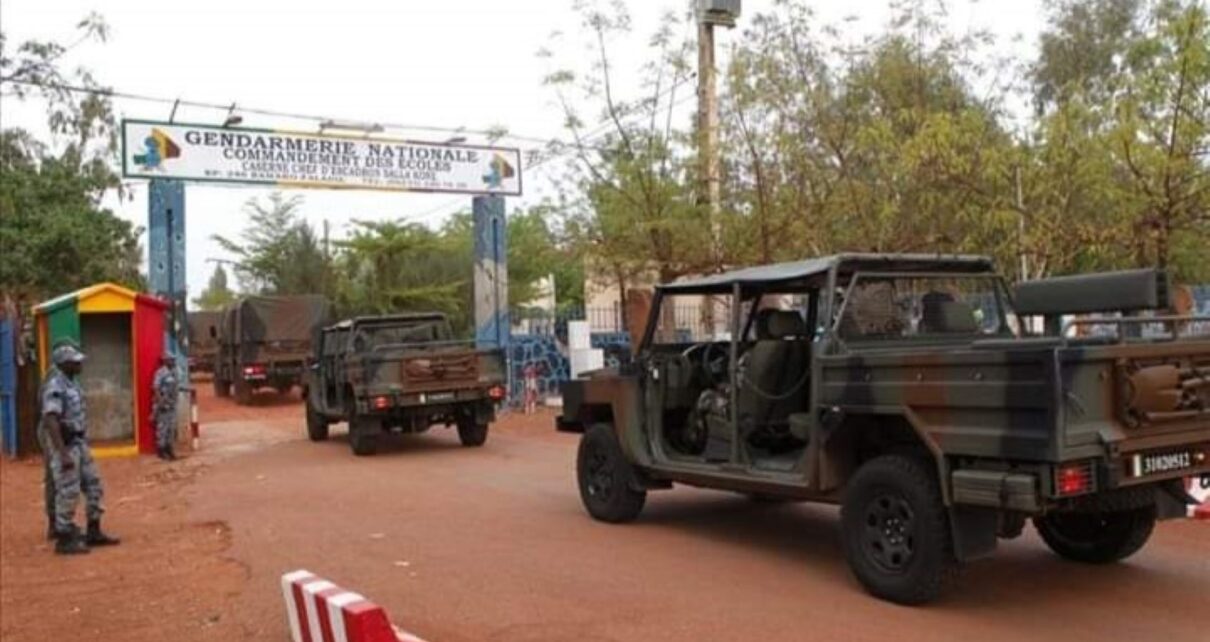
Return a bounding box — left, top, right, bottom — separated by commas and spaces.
152, 352, 179, 460
37, 343, 121, 555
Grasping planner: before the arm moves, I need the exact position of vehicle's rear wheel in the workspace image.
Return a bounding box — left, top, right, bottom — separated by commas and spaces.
213, 377, 230, 398
234, 379, 252, 405
576, 423, 646, 523
840, 454, 956, 605
306, 404, 329, 442
1033, 506, 1155, 564
349, 423, 378, 456
348, 406, 378, 456
457, 417, 489, 447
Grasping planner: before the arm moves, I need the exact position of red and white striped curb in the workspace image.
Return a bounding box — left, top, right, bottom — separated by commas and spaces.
282, 570, 426, 642
1189, 475, 1209, 520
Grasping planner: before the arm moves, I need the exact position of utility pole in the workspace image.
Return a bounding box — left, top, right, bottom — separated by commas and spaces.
696, 1, 740, 336
1015, 165, 1027, 282
698, 17, 722, 270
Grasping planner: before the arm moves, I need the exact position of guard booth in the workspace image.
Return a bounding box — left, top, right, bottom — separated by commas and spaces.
33, 283, 169, 457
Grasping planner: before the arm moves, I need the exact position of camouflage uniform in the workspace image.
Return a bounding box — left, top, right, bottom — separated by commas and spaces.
36, 359, 105, 535
152, 358, 179, 454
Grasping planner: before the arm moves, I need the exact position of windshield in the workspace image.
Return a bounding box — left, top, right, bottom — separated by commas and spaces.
353, 319, 452, 350
649, 294, 739, 345
836, 274, 1016, 341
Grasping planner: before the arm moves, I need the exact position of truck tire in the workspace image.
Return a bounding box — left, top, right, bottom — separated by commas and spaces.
348, 406, 379, 456
234, 380, 253, 405
1033, 506, 1155, 564
576, 423, 646, 524
213, 377, 230, 398
840, 455, 956, 605
456, 417, 489, 447
306, 404, 329, 442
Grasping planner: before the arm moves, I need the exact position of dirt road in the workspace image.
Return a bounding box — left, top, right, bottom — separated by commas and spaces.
3, 386, 1208, 641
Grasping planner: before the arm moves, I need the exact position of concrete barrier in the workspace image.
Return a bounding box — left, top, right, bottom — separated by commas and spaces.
281, 570, 426, 642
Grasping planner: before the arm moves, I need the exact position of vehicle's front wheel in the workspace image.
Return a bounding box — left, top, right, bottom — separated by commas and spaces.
306, 404, 329, 442
576, 423, 646, 523
1033, 507, 1155, 564
840, 455, 956, 605
457, 417, 489, 447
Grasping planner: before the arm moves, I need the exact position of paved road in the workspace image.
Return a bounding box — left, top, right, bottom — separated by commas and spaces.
185, 394, 1210, 642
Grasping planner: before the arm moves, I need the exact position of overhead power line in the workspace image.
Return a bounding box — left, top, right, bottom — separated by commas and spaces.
0, 77, 558, 146
3, 70, 699, 224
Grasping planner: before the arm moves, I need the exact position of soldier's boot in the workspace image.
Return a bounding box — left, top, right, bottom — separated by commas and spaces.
85, 519, 121, 547
54, 527, 90, 555
165, 444, 177, 461
47, 517, 56, 541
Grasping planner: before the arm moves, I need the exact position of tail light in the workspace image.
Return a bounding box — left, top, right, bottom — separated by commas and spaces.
242, 363, 266, 377
1055, 461, 1096, 497
487, 385, 506, 401
373, 395, 391, 410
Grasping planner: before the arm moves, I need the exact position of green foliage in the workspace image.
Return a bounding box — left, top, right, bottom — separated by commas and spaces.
546, 0, 1209, 285
192, 264, 236, 311
333, 205, 578, 333
544, 2, 711, 285
0, 17, 143, 301
213, 193, 334, 296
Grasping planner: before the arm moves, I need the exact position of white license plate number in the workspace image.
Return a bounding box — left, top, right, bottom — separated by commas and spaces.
426, 392, 455, 403
1134, 451, 1193, 477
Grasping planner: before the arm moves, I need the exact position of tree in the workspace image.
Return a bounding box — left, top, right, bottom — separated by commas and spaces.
212, 192, 333, 296
192, 264, 236, 310
335, 219, 468, 327
1109, 0, 1210, 275
0, 16, 143, 301
719, 1, 1021, 269
1032, 0, 1210, 280
542, 3, 711, 288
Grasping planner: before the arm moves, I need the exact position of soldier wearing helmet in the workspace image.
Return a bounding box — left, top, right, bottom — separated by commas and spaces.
37, 341, 120, 554
152, 351, 179, 460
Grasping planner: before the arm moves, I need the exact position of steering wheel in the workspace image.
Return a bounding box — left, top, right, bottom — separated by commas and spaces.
680, 342, 729, 388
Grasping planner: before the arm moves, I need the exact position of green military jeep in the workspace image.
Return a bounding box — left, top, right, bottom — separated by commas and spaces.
557, 254, 1209, 604
306, 313, 508, 456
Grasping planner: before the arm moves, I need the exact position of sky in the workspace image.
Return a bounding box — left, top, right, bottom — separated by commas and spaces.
1, 0, 1043, 299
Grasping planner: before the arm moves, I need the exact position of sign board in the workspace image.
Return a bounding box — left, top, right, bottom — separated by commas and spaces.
121, 119, 522, 196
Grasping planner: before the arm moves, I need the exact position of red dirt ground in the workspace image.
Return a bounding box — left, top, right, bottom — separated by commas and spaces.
3, 383, 1208, 642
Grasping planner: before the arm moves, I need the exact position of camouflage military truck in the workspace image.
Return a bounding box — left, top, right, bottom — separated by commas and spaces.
187, 310, 222, 374
557, 254, 1209, 605
305, 313, 508, 456
214, 295, 331, 404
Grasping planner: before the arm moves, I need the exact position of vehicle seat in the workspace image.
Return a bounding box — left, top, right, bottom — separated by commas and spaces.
920, 293, 978, 334
736, 310, 809, 439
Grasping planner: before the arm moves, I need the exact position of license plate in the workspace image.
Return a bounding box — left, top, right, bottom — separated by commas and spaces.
1132, 450, 1196, 477
421, 392, 455, 404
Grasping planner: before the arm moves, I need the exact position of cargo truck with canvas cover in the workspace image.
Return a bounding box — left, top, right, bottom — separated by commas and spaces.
557, 254, 1210, 605
215, 295, 331, 404
306, 313, 508, 456
187, 310, 221, 374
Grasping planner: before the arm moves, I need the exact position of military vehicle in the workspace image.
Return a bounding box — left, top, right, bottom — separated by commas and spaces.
557, 254, 1209, 605
187, 310, 222, 374
214, 295, 331, 404
306, 313, 508, 456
